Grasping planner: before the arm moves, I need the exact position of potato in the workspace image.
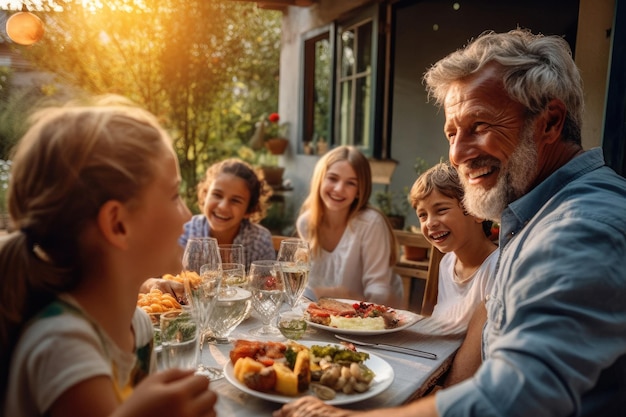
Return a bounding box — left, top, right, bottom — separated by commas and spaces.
234, 357, 265, 382
272, 362, 299, 396
243, 366, 276, 392
293, 349, 311, 392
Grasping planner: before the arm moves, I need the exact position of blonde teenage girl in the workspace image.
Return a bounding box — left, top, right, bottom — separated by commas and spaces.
297, 146, 403, 308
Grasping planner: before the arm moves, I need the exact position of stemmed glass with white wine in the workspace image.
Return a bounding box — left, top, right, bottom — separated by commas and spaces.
249, 260, 285, 337
181, 237, 222, 379
277, 238, 311, 310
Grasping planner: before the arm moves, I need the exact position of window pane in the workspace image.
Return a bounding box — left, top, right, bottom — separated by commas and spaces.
313, 38, 331, 144
356, 22, 372, 74
341, 29, 355, 77
302, 29, 332, 154
339, 80, 352, 145
354, 76, 371, 147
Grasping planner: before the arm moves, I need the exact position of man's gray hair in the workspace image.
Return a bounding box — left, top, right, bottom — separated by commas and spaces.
423, 29, 584, 144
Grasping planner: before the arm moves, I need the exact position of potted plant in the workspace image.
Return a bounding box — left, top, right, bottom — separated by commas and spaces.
248, 113, 290, 186
262, 113, 289, 155
374, 188, 410, 230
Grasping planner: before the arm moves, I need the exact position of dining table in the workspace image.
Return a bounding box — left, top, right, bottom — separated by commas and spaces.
181, 306, 464, 416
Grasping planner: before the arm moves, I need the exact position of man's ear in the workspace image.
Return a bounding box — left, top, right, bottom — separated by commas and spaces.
97, 200, 129, 250
537, 99, 566, 145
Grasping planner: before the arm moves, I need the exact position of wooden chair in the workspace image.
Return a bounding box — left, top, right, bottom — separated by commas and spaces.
271, 235, 292, 254
393, 230, 443, 316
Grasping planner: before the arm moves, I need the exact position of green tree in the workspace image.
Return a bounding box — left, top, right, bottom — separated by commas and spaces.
4, 0, 281, 207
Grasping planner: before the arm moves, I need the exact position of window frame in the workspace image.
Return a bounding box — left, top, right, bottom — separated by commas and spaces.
299, 24, 336, 155
333, 3, 383, 157
299, 3, 386, 158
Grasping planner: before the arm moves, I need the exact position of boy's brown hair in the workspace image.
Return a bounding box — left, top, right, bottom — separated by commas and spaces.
409, 162, 464, 209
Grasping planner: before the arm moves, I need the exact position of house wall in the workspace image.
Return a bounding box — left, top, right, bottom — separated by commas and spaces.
277, 0, 616, 228
576, 0, 615, 150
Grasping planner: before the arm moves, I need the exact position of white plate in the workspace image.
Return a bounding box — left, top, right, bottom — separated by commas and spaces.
223, 340, 394, 405
305, 298, 424, 336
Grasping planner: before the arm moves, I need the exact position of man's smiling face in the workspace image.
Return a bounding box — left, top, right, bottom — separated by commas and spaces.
443, 65, 539, 221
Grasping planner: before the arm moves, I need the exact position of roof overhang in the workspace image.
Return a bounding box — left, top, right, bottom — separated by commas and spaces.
228, 0, 318, 11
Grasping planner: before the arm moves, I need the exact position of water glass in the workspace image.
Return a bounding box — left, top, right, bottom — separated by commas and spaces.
207, 262, 251, 343
249, 260, 285, 337
160, 310, 198, 370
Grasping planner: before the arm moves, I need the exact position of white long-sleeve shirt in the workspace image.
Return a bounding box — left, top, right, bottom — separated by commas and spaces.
297, 208, 403, 308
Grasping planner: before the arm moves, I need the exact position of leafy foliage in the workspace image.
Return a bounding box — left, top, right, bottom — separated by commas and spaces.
3, 0, 281, 209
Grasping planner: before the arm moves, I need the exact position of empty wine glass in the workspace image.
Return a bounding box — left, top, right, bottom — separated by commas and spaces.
206, 262, 251, 344
277, 238, 311, 309
182, 237, 222, 274
249, 260, 285, 337
181, 237, 222, 379
218, 244, 245, 268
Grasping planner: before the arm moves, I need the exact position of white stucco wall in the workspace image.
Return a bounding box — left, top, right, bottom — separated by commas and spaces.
576, 0, 615, 150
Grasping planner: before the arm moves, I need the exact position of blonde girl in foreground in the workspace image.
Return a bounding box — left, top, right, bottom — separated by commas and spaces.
0, 98, 217, 417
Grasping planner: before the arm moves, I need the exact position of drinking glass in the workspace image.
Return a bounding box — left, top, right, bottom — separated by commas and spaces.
160, 310, 198, 370
277, 238, 311, 309
206, 262, 251, 344
181, 237, 222, 379
249, 260, 285, 337
218, 244, 245, 268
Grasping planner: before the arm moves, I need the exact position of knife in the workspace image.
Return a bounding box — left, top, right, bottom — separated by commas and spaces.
335, 334, 437, 360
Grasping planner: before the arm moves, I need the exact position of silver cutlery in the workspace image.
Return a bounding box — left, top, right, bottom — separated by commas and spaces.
335, 334, 437, 360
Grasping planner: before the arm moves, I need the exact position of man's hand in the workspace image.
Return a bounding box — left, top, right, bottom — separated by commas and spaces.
273, 396, 354, 417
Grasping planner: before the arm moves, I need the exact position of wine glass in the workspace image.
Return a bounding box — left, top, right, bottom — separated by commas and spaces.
277, 238, 311, 309
218, 244, 245, 268
182, 237, 223, 273
249, 260, 285, 337
206, 262, 251, 344
181, 237, 222, 379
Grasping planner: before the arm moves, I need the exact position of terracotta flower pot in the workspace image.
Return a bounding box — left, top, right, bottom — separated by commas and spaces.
261, 166, 285, 187
265, 138, 289, 155
403, 245, 428, 261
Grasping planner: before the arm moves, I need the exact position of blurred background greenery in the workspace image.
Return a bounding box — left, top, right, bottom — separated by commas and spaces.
0, 0, 282, 225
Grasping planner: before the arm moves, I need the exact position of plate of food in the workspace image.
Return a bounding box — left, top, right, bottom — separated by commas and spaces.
305, 298, 424, 336
224, 339, 394, 405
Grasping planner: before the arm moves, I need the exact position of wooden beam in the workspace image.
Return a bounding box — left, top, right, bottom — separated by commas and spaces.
228, 0, 317, 8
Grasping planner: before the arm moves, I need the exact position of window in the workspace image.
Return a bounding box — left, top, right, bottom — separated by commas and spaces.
301, 26, 333, 155
337, 18, 373, 151
300, 4, 382, 157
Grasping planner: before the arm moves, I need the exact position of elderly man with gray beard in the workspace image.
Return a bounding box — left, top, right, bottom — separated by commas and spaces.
273, 28, 626, 417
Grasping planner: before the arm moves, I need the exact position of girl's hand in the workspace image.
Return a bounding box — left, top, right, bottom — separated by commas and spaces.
140, 278, 185, 303
115, 369, 217, 417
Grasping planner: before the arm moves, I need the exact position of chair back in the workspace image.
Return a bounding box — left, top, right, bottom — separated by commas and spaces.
392, 230, 443, 315
272, 235, 291, 254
